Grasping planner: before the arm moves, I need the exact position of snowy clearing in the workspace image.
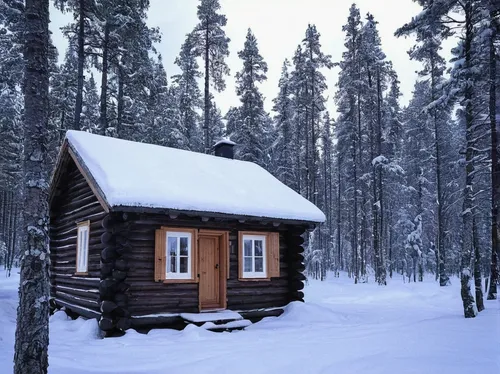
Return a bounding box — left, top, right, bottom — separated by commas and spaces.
0, 269, 498, 374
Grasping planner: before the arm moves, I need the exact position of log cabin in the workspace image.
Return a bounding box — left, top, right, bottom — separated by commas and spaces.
49, 131, 325, 335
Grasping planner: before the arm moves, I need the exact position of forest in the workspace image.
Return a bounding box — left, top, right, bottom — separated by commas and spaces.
0, 0, 499, 326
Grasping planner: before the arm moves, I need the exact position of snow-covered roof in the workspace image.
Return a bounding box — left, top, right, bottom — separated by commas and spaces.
63, 131, 325, 223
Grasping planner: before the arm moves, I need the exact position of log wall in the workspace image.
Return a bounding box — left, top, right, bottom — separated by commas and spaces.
49, 158, 107, 319
50, 156, 308, 332
124, 214, 306, 317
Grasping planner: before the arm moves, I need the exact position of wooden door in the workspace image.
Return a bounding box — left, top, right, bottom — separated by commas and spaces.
198, 235, 221, 310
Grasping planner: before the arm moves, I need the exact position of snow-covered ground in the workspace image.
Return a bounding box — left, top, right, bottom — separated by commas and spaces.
0, 269, 498, 374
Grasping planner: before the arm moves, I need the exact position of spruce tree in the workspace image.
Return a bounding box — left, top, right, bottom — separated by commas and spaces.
233, 28, 268, 165
191, 0, 230, 153
173, 33, 203, 152
396, 0, 453, 287
273, 59, 295, 186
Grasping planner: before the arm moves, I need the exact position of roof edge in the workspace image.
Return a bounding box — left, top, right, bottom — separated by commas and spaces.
67, 144, 111, 213
111, 205, 323, 227
49, 138, 111, 213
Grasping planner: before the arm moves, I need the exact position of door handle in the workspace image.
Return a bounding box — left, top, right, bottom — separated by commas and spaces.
215, 264, 219, 269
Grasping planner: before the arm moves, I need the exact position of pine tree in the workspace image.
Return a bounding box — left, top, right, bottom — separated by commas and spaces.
14, 0, 51, 372
81, 73, 100, 133
334, 4, 363, 282
91, 0, 158, 138
54, 0, 99, 130
487, 0, 499, 301
272, 59, 295, 186
50, 42, 78, 135
173, 33, 203, 152
191, 0, 230, 153
361, 13, 390, 285
208, 97, 225, 149
300, 24, 333, 205
224, 106, 241, 140
233, 28, 268, 165
397, 0, 453, 287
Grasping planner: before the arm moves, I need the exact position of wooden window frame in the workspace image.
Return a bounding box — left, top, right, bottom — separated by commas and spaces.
238, 231, 280, 281
241, 234, 267, 279
75, 220, 90, 275
158, 227, 198, 284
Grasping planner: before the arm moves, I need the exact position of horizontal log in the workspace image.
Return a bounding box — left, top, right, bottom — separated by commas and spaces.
227, 279, 289, 289
114, 293, 128, 303
50, 212, 106, 233
55, 299, 100, 320
227, 299, 288, 310
129, 305, 198, 315
239, 308, 284, 320
56, 291, 100, 310
112, 307, 130, 318
51, 205, 106, 227
227, 287, 289, 297
130, 315, 185, 328
53, 285, 100, 300
129, 297, 198, 308
116, 317, 132, 331
55, 191, 97, 214
51, 276, 99, 288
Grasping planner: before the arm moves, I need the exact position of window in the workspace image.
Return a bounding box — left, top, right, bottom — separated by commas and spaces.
238, 231, 280, 281
154, 227, 197, 283
166, 231, 192, 279
242, 235, 267, 279
76, 221, 90, 274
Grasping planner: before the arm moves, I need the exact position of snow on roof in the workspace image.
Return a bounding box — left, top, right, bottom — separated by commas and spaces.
65, 131, 325, 223
214, 138, 236, 147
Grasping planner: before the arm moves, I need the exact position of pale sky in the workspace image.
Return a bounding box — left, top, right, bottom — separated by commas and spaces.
49, 0, 456, 116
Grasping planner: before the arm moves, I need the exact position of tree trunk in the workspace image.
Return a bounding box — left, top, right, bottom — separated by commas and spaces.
203, 22, 210, 154
460, 4, 478, 319
375, 67, 386, 285
487, 7, 499, 300
337, 152, 342, 272
74, 0, 85, 130
473, 216, 485, 312
14, 0, 51, 372
8, 202, 19, 275
117, 66, 124, 136
100, 22, 110, 133
430, 54, 450, 287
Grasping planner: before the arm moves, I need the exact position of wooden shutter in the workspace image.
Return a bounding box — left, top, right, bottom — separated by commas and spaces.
267, 232, 280, 278
154, 229, 166, 281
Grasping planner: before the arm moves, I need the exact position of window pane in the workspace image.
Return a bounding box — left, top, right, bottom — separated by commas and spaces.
244, 240, 252, 256
180, 257, 188, 273
169, 256, 177, 273
244, 257, 252, 272
179, 237, 189, 256
168, 237, 177, 256
255, 240, 263, 256
255, 258, 264, 272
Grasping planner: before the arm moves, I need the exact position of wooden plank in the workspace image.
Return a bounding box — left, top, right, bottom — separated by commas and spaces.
198, 235, 220, 310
